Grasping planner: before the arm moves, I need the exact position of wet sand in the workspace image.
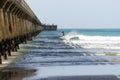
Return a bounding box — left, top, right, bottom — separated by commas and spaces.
1, 67, 120, 80
0, 68, 36, 80
21, 65, 120, 80
41, 75, 120, 80
0, 45, 24, 68
0, 52, 22, 68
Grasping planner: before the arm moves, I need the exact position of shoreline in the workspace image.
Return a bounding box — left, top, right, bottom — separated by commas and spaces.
22, 65, 120, 80
0, 45, 24, 69
0, 52, 22, 68
40, 75, 120, 80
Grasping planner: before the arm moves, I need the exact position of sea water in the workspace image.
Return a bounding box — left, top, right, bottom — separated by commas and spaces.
6, 29, 120, 79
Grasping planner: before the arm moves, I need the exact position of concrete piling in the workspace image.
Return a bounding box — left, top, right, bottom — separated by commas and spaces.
0, 0, 43, 64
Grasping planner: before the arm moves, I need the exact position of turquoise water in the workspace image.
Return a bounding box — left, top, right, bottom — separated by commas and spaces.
58, 29, 120, 36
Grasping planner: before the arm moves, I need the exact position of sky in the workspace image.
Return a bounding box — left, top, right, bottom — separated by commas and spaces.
25, 0, 120, 29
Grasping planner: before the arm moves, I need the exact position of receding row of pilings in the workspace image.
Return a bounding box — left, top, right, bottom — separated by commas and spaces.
0, 0, 43, 64
42, 24, 57, 31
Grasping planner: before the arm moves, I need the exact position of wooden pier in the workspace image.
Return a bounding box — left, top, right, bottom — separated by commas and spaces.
0, 0, 43, 64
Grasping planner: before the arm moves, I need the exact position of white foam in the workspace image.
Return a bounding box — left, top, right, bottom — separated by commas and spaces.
63, 32, 120, 50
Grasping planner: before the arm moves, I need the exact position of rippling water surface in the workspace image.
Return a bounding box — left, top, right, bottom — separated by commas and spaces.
2, 29, 120, 80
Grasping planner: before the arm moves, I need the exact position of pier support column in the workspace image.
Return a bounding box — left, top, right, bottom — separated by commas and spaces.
0, 54, 2, 64
8, 50, 11, 56
0, 9, 4, 41
0, 41, 2, 64
3, 52, 7, 60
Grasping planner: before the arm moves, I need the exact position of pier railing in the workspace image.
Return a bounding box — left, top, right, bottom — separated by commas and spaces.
0, 0, 43, 64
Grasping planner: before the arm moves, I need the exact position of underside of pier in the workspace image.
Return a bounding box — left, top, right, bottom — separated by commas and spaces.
0, 0, 43, 64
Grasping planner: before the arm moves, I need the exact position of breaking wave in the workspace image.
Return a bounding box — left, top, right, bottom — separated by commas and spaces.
63, 32, 120, 49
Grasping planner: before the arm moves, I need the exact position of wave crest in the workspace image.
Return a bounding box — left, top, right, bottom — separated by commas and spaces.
63, 32, 120, 49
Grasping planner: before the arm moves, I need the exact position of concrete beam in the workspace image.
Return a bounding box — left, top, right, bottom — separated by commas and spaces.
0, 0, 7, 8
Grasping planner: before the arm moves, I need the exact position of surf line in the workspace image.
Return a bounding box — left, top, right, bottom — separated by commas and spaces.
62, 34, 80, 48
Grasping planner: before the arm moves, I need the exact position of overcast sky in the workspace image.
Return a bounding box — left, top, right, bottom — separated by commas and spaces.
25, 0, 120, 29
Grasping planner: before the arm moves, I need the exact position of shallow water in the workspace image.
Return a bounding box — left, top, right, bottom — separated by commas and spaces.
2, 30, 120, 80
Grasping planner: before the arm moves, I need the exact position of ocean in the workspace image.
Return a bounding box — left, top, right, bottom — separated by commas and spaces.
3, 29, 120, 80
10, 29, 120, 66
